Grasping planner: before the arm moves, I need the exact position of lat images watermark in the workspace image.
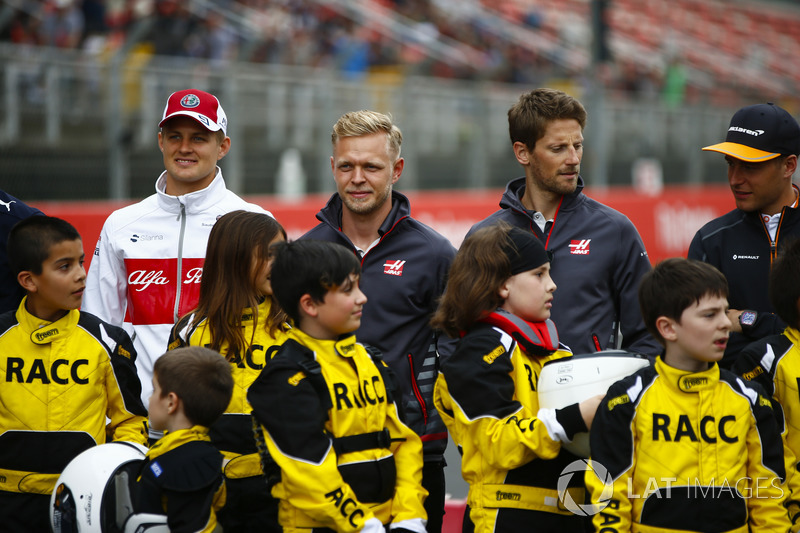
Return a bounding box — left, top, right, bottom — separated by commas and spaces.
557, 460, 785, 517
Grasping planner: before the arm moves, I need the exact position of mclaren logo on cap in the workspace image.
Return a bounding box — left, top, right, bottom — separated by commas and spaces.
728, 126, 764, 137
180, 94, 201, 108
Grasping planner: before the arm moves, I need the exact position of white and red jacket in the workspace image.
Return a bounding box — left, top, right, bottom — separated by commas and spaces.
83, 169, 270, 406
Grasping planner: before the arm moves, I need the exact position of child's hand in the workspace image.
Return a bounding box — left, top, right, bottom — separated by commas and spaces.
579, 394, 605, 431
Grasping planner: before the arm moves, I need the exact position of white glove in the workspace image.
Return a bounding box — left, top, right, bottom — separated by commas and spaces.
390, 517, 428, 533
361, 517, 384, 533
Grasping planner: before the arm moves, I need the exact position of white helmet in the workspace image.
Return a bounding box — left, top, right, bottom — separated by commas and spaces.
537, 350, 651, 458
50, 442, 149, 533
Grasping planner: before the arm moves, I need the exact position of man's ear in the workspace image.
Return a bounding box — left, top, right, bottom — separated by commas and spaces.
17, 271, 36, 293
655, 316, 678, 342
299, 293, 319, 318
391, 157, 404, 185
513, 141, 531, 166
783, 154, 798, 178
216, 136, 231, 160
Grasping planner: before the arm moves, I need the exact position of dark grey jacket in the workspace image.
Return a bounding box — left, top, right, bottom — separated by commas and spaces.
688, 204, 800, 366
469, 176, 660, 357
0, 190, 44, 314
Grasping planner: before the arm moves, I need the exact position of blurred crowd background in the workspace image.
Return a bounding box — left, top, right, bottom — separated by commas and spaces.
2, 0, 799, 200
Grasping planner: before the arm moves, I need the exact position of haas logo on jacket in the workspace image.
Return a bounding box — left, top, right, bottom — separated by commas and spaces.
383, 260, 406, 276
569, 240, 591, 255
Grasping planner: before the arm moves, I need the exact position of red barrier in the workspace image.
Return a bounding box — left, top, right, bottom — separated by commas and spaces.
32, 185, 735, 272
443, 498, 467, 533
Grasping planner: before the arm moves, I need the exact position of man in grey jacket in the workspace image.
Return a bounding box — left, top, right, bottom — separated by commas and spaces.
469, 88, 659, 357
302, 110, 456, 533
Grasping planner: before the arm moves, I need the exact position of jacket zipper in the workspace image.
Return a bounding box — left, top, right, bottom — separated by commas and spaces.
346, 215, 408, 266
513, 195, 562, 250
407, 353, 428, 424
760, 210, 780, 265
174, 202, 187, 322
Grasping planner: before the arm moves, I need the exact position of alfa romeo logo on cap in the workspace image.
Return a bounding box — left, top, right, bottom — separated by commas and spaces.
180, 94, 200, 108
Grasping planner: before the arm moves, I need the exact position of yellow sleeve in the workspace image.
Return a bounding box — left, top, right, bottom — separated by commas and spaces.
772, 356, 800, 529
745, 390, 793, 530
263, 427, 376, 532
587, 457, 634, 533
783, 442, 800, 533
384, 398, 428, 524
250, 353, 378, 532
436, 334, 563, 472
587, 385, 636, 533
105, 334, 148, 446
434, 375, 460, 446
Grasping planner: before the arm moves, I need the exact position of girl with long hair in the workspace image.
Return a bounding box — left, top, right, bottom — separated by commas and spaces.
432, 222, 601, 533
168, 210, 289, 533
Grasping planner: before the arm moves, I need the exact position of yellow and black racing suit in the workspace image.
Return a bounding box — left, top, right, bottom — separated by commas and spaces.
169, 298, 289, 532
247, 328, 428, 533
434, 319, 588, 533
0, 299, 148, 532
133, 425, 225, 533
735, 325, 800, 530
587, 357, 791, 532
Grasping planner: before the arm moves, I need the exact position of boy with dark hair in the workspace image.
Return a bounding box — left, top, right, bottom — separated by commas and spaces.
587, 258, 792, 532
735, 237, 800, 527
132, 346, 233, 533
248, 239, 428, 533
0, 215, 148, 533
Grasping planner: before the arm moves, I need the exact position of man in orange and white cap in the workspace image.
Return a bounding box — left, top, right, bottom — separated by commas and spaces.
688, 102, 800, 366
83, 89, 271, 421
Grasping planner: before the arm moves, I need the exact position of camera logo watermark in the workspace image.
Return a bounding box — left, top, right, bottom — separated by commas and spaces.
557, 459, 613, 516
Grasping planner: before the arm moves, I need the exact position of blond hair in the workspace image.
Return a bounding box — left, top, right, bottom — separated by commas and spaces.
331, 110, 403, 160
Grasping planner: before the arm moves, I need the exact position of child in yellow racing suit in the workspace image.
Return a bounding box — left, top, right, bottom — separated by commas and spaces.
734, 238, 800, 530
0, 216, 148, 532
133, 347, 233, 533
432, 222, 602, 532
168, 211, 289, 532
587, 258, 793, 532
248, 239, 428, 533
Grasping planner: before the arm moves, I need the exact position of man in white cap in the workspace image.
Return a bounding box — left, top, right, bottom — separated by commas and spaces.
83, 89, 270, 414
689, 102, 800, 366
